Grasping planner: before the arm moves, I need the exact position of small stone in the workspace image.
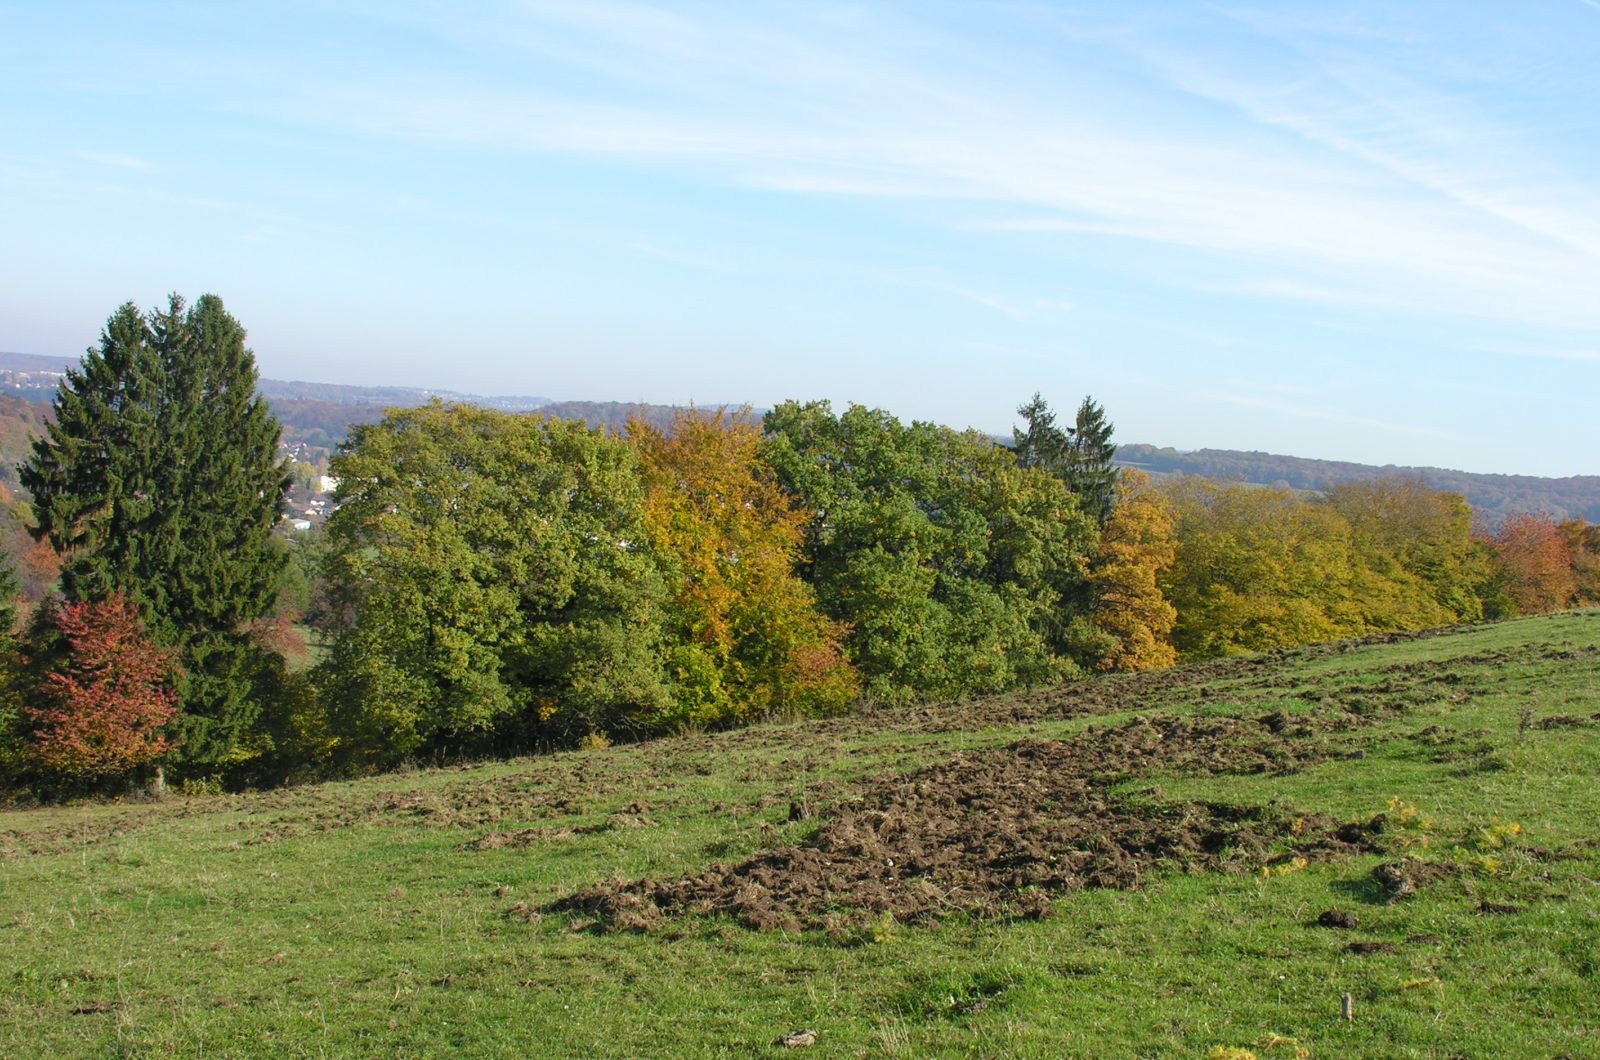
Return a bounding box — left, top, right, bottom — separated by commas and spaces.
778, 1029, 817, 1049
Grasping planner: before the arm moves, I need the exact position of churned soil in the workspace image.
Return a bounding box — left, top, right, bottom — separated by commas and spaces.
551, 710, 1390, 933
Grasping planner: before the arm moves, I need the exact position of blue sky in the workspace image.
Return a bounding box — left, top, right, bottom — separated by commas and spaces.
2, 1, 1598, 476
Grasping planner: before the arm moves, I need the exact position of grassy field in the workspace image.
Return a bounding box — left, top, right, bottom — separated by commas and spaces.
3, 613, 1598, 1057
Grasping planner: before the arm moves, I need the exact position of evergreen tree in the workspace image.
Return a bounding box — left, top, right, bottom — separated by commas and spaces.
1012, 392, 1071, 475
0, 552, 25, 786
1067, 396, 1118, 528
20, 294, 288, 773
0, 550, 19, 649
1013, 393, 1119, 527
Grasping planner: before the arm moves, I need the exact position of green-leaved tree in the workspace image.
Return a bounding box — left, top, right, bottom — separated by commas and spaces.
318, 403, 674, 766
763, 400, 1098, 703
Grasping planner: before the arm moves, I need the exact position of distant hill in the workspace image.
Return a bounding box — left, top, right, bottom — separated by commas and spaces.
1, 351, 1593, 526
0, 394, 50, 490
0, 352, 74, 373
258, 378, 549, 411
1119, 444, 1600, 526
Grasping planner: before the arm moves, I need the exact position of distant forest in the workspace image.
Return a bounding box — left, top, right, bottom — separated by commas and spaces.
1119, 444, 1600, 527
0, 352, 1595, 525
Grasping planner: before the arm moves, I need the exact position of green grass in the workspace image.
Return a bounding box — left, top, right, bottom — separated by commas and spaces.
3, 613, 1599, 1057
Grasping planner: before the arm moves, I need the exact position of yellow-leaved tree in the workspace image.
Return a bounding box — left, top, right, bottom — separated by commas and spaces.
630, 408, 858, 727
1088, 471, 1178, 671
1160, 480, 1381, 658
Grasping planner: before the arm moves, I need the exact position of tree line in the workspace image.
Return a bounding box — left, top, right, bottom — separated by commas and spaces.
2, 297, 1597, 795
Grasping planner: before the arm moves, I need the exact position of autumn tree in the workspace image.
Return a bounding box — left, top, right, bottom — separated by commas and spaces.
1087, 471, 1178, 671
25, 595, 180, 783
1160, 480, 1407, 658
319, 403, 673, 766
1489, 513, 1576, 614
1323, 477, 1484, 624
20, 295, 288, 773
0, 485, 61, 606
629, 408, 857, 726
763, 400, 1097, 703
1560, 519, 1600, 605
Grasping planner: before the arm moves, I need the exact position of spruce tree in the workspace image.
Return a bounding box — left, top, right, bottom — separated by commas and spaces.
1012, 392, 1071, 475
1067, 396, 1119, 528
21, 294, 289, 772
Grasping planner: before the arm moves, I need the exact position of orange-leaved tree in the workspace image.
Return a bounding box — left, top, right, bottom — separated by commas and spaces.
1088, 470, 1178, 671
630, 408, 857, 726
1489, 513, 1576, 614
27, 595, 181, 781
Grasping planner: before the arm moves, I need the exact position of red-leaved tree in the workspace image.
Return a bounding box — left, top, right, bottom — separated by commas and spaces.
27, 595, 181, 780
1490, 513, 1577, 615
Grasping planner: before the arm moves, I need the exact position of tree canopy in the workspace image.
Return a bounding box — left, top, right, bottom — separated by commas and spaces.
630, 408, 857, 726
763, 400, 1099, 703
319, 403, 674, 766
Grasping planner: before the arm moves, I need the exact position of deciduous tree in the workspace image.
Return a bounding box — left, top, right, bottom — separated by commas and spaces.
630, 408, 857, 725
1161, 481, 1397, 657
763, 400, 1097, 703
1560, 519, 1600, 606
1323, 477, 1483, 624
319, 403, 673, 765
25, 595, 179, 782
1088, 471, 1178, 671
1489, 513, 1576, 614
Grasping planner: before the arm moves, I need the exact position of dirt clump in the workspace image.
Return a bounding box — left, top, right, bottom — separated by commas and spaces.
1316, 909, 1359, 929
1536, 714, 1600, 730
1344, 941, 1397, 956
1372, 857, 1461, 900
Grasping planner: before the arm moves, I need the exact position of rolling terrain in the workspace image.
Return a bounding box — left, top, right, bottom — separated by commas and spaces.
2, 613, 1597, 1056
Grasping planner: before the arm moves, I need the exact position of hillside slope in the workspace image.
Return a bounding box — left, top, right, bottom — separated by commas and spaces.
3, 613, 1597, 1056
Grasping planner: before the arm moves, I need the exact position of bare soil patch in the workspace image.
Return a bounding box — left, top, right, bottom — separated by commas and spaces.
551, 709, 1395, 932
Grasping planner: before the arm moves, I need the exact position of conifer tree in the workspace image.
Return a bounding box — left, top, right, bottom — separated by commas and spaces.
21, 294, 288, 772
1067, 397, 1118, 528
1012, 392, 1071, 475
1013, 393, 1119, 526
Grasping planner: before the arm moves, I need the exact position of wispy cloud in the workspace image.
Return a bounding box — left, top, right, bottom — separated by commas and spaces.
1490, 345, 1600, 365
250, 4, 1600, 340
1143, 7, 1600, 260
77, 150, 154, 172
